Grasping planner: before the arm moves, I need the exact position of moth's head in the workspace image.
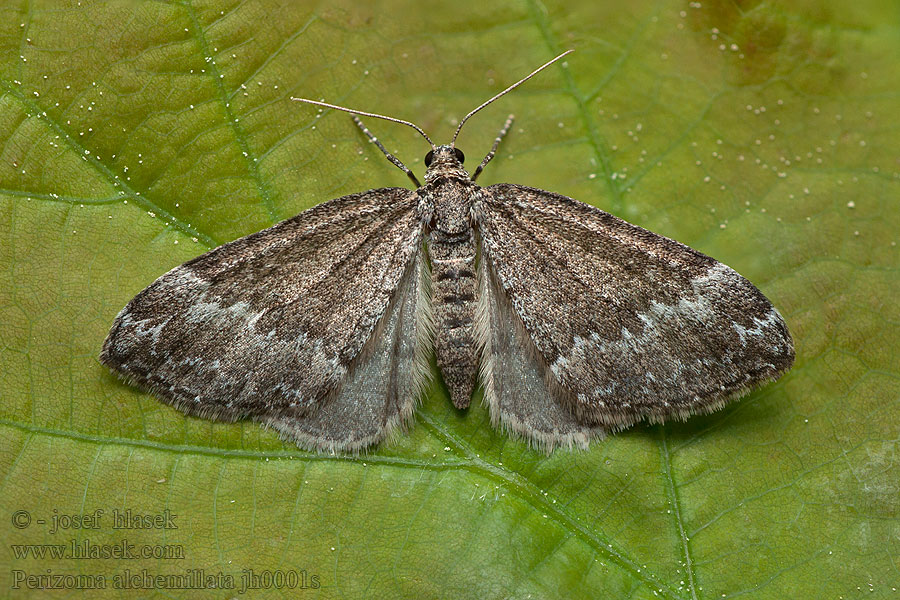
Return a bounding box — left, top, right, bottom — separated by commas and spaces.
423, 144, 468, 182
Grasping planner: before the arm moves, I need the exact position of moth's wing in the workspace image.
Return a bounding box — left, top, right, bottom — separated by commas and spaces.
101, 187, 430, 450
476, 249, 606, 451
264, 251, 432, 452
476, 184, 794, 432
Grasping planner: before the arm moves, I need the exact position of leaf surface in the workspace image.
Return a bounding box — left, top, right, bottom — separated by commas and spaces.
1, 1, 897, 598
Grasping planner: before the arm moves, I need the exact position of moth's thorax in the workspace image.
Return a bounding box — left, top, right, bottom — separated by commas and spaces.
423, 178, 478, 235
423, 145, 469, 183
421, 145, 478, 236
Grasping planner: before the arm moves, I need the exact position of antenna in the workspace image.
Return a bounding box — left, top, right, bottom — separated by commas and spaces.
451, 49, 574, 147
289, 98, 437, 150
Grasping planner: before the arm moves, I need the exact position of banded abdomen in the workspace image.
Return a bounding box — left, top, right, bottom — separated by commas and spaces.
429, 229, 478, 409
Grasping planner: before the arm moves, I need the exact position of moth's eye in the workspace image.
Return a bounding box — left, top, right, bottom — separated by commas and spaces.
453, 148, 465, 163
424, 150, 434, 167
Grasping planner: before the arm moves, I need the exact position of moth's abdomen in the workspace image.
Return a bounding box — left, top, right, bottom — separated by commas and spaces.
430, 230, 478, 409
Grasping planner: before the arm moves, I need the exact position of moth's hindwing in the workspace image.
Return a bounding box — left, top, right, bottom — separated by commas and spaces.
100, 187, 425, 446
476, 183, 795, 431
476, 245, 607, 451
265, 250, 433, 451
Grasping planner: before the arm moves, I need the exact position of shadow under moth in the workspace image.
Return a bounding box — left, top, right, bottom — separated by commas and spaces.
100, 51, 795, 453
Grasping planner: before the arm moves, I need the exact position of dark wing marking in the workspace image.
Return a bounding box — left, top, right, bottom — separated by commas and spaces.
476, 184, 794, 430
476, 248, 606, 451
265, 252, 432, 452
101, 187, 425, 429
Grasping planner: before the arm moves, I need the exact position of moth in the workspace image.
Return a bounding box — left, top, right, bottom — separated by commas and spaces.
100, 51, 795, 452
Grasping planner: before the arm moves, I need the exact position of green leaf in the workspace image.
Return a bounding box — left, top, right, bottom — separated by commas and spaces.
1, 1, 897, 598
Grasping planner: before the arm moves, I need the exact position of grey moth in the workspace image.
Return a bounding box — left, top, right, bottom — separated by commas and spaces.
101, 52, 794, 452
